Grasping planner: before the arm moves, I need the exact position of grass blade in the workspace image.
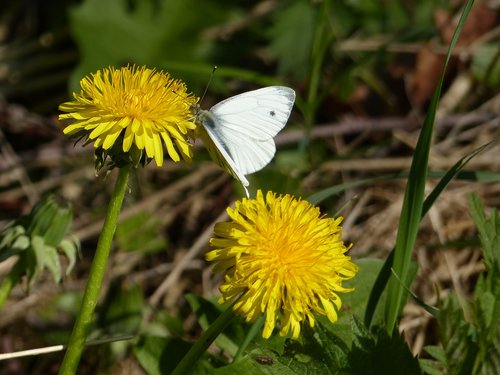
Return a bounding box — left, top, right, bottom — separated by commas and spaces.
306, 173, 403, 205
384, 0, 476, 333
365, 135, 500, 327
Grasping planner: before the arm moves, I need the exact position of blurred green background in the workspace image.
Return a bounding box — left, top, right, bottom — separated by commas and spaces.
5, 0, 496, 114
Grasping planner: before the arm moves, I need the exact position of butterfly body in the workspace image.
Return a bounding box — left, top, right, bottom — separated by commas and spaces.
194, 86, 295, 197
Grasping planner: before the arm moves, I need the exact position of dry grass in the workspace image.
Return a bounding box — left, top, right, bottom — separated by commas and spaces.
1, 66, 499, 375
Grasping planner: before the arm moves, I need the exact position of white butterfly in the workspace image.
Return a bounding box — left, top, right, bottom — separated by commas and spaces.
194, 86, 295, 197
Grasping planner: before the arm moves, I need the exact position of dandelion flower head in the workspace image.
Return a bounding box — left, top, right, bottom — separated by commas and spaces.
206, 190, 358, 339
59, 65, 198, 166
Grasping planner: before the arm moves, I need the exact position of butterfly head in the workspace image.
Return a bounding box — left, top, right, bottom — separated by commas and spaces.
190, 103, 205, 126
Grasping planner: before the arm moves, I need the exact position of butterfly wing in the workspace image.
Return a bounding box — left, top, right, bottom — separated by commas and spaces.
209, 86, 295, 141
197, 115, 250, 197
197, 86, 295, 197
209, 86, 294, 175
214, 125, 276, 175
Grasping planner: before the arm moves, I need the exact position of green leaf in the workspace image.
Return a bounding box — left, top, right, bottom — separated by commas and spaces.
26, 195, 73, 247
68, 0, 234, 90
32, 235, 61, 283
116, 212, 166, 254
423, 344, 447, 365
0, 225, 30, 261
10, 233, 30, 251
0, 224, 24, 248
471, 44, 500, 88
214, 322, 350, 374
44, 204, 72, 248
420, 345, 447, 374
27, 197, 54, 237
349, 317, 421, 375
58, 237, 80, 275
419, 359, 445, 375
267, 323, 349, 375
468, 193, 500, 276
143, 311, 185, 338
133, 335, 192, 375
185, 294, 241, 357
466, 194, 500, 373
97, 282, 144, 335
209, 349, 289, 374
477, 291, 495, 329
268, 1, 317, 79
3, 196, 77, 285
326, 258, 386, 346
437, 295, 476, 375
6, 195, 78, 284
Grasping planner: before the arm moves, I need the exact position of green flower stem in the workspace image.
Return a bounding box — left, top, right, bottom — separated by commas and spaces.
0, 261, 22, 310
59, 165, 131, 375
172, 300, 238, 375
233, 316, 263, 363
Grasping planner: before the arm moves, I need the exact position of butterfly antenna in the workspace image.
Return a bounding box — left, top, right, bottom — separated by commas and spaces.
200, 66, 217, 104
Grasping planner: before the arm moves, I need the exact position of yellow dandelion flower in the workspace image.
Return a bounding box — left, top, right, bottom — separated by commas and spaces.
206, 190, 358, 339
59, 65, 198, 166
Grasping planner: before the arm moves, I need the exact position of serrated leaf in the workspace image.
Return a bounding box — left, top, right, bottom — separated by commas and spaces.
322, 258, 385, 347
276, 349, 333, 374
349, 317, 421, 375
220, 323, 350, 375
423, 345, 447, 365
469, 193, 500, 275
419, 345, 447, 375
419, 358, 445, 375
465, 193, 500, 373
437, 295, 476, 375
305, 322, 350, 371
212, 349, 298, 375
